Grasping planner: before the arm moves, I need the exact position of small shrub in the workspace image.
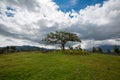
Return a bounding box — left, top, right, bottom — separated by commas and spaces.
64, 50, 89, 55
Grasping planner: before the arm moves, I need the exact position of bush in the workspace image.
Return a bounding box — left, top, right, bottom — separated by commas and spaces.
64, 50, 89, 55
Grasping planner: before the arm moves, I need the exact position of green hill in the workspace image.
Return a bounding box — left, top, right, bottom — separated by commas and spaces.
0, 51, 120, 80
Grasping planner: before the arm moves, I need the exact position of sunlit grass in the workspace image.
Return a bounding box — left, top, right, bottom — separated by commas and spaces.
0, 51, 120, 80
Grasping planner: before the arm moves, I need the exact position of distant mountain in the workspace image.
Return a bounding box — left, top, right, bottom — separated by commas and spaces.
99, 45, 120, 52
16, 45, 38, 51
0, 45, 55, 54
15, 45, 49, 51
0, 45, 50, 51
88, 45, 120, 52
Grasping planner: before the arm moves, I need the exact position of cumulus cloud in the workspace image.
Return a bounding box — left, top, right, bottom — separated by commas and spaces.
0, 0, 120, 49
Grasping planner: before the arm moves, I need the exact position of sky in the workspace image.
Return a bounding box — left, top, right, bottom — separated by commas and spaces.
0, 0, 120, 49
53, 0, 106, 12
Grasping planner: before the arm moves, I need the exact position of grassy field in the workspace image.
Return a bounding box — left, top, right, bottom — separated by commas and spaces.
0, 51, 120, 80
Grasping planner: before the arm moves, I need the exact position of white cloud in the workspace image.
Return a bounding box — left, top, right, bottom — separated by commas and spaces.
0, 0, 120, 49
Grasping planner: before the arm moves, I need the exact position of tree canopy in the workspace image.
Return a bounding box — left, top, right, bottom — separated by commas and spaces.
43, 31, 81, 50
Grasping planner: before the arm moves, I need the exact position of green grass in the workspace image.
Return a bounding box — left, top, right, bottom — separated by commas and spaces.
0, 51, 120, 80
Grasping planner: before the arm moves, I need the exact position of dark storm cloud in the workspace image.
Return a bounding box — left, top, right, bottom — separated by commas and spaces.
63, 20, 120, 41
0, 23, 41, 44
0, 24, 18, 37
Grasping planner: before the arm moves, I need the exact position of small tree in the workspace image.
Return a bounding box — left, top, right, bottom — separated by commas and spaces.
43, 31, 81, 50
11, 46, 16, 52
69, 46, 73, 50
6, 46, 10, 53
75, 45, 82, 50
107, 49, 111, 54
98, 47, 103, 53
92, 47, 96, 53
114, 45, 120, 55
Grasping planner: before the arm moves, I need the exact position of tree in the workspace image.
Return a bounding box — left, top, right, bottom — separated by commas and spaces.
43, 31, 81, 50
11, 46, 16, 52
75, 45, 82, 50
98, 47, 103, 53
92, 47, 96, 53
6, 46, 10, 53
69, 46, 73, 50
107, 49, 111, 54
113, 45, 119, 55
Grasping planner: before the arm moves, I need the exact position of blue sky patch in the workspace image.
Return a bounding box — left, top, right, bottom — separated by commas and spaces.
5, 12, 14, 17
53, 0, 107, 12
6, 6, 15, 11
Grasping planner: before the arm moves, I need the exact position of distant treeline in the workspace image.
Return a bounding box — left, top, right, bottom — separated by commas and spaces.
0, 46, 45, 54
0, 46, 16, 54
92, 45, 120, 55
0, 45, 120, 55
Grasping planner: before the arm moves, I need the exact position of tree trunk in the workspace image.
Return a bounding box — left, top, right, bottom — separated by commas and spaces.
61, 43, 65, 51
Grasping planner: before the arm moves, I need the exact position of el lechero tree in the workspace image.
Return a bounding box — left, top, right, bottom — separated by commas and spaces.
43, 31, 81, 50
